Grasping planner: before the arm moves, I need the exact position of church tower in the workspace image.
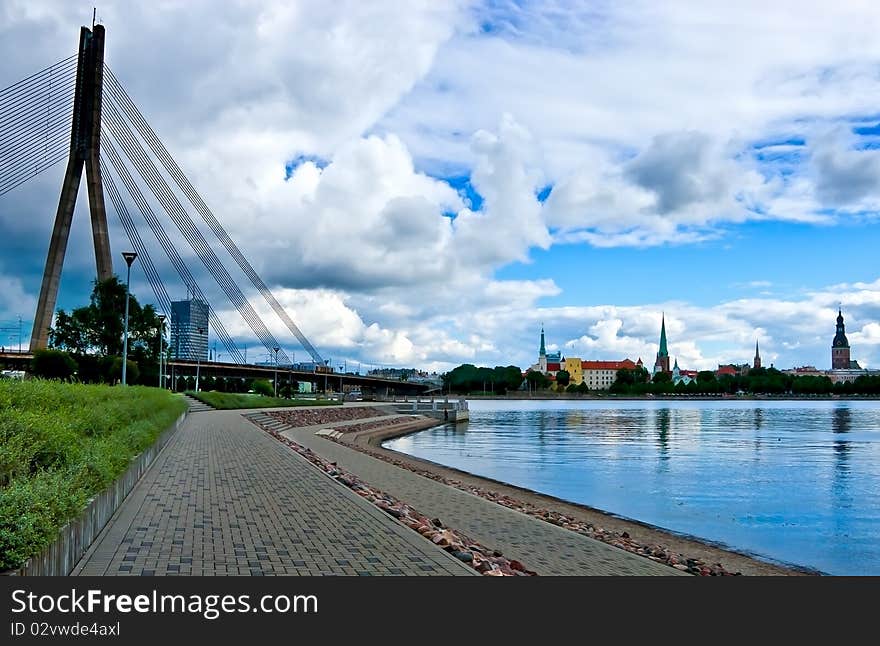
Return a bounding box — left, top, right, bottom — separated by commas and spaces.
653, 314, 670, 374
539, 326, 547, 373
832, 309, 851, 369
754, 339, 761, 370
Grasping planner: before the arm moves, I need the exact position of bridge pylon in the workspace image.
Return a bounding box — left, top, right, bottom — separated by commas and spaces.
30, 24, 112, 351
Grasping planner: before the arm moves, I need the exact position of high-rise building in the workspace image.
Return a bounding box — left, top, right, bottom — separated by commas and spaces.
171, 298, 209, 361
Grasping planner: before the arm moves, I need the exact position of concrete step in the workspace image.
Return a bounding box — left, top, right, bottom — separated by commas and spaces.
183, 394, 214, 412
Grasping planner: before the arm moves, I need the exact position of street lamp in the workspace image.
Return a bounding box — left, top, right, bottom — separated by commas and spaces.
273, 346, 280, 397
121, 251, 138, 386
195, 326, 205, 392
157, 314, 166, 389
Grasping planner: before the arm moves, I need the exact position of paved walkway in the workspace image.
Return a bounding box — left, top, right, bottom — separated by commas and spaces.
73, 410, 474, 576
262, 411, 683, 576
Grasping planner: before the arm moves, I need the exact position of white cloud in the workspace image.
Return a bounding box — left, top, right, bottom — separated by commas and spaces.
4, 1, 880, 373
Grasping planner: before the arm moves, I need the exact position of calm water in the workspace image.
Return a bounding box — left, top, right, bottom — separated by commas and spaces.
383, 399, 880, 575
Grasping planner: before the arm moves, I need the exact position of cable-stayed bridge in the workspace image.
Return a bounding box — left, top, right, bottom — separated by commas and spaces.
0, 23, 429, 396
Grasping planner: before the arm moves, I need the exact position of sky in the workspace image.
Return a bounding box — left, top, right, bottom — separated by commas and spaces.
2, 0, 880, 373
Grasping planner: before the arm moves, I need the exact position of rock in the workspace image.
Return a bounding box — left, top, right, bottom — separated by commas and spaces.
492, 550, 503, 557
452, 551, 474, 563
509, 559, 525, 572
431, 518, 444, 528
672, 564, 689, 571
621, 531, 630, 539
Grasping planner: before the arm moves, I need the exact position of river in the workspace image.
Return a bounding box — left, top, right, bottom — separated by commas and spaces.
382, 399, 880, 575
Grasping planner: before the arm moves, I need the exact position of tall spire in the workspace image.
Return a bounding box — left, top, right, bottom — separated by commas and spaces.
539, 325, 546, 357
754, 338, 761, 369
658, 313, 668, 357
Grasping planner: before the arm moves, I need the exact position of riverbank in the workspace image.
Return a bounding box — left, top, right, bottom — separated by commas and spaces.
345, 418, 814, 576
458, 393, 880, 401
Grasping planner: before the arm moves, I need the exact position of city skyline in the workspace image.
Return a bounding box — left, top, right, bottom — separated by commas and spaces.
2, 2, 880, 372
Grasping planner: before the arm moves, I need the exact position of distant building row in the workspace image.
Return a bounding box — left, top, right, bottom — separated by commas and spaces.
528, 307, 876, 389
528, 327, 646, 390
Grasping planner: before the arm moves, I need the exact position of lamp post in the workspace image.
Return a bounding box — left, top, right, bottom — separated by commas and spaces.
121, 252, 138, 386
273, 346, 280, 397
157, 314, 166, 389
195, 326, 205, 392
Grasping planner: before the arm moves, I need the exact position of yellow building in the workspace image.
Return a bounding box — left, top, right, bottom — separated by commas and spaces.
563, 357, 584, 385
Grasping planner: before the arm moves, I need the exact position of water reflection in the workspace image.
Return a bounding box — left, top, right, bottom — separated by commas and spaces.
655, 408, 670, 463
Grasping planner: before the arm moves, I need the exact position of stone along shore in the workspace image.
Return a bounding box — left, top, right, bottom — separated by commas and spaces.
254, 404, 812, 576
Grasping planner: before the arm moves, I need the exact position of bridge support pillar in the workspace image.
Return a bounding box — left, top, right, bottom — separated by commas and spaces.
30, 24, 111, 351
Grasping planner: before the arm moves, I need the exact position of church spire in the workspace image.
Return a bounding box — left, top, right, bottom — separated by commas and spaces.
658, 313, 668, 358
754, 338, 761, 370
539, 325, 546, 357
653, 313, 671, 375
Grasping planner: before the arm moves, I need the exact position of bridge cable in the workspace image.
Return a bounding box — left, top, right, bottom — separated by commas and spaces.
101, 134, 245, 363
0, 54, 76, 101
101, 89, 291, 364
104, 67, 324, 365
102, 95, 290, 363
102, 103, 282, 363
0, 58, 76, 196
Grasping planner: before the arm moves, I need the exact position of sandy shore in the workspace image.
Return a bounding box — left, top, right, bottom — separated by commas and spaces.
344, 418, 815, 576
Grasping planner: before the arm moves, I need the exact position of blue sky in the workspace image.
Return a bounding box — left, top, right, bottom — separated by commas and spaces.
3, 1, 880, 372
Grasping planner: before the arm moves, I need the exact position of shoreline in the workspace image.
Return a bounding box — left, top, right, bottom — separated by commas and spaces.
347, 418, 816, 576
456, 394, 880, 401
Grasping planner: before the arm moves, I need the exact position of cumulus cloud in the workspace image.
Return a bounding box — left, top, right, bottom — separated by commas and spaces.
811, 128, 880, 207
4, 1, 880, 372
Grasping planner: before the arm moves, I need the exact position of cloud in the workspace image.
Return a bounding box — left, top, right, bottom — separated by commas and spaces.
4, 1, 880, 374
812, 128, 880, 206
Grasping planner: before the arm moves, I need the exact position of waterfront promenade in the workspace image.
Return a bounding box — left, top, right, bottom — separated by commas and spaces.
73, 402, 681, 576
74, 407, 474, 576
262, 409, 682, 576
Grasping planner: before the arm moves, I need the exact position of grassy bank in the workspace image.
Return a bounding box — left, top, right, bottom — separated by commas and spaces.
186, 391, 342, 410
0, 380, 186, 571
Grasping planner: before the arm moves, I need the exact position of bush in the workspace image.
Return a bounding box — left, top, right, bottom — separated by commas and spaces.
252, 379, 274, 397
0, 380, 186, 571
103, 357, 139, 384
30, 349, 77, 380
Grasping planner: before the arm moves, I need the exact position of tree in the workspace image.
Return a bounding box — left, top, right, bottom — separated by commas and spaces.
555, 370, 570, 387
525, 370, 550, 390
48, 276, 165, 384
252, 379, 274, 397
31, 349, 77, 380
652, 371, 671, 384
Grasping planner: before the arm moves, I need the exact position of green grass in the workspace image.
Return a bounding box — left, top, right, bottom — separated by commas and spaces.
186, 391, 342, 410
0, 380, 187, 571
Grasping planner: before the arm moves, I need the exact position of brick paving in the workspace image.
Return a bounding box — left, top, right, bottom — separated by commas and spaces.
257, 410, 684, 576
73, 410, 474, 576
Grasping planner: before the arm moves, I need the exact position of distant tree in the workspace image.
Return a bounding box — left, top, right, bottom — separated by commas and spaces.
31, 349, 77, 380
555, 370, 571, 387
525, 370, 550, 390
697, 370, 716, 383
577, 381, 590, 394
104, 357, 139, 385
252, 379, 274, 397
652, 371, 671, 384
566, 382, 580, 393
